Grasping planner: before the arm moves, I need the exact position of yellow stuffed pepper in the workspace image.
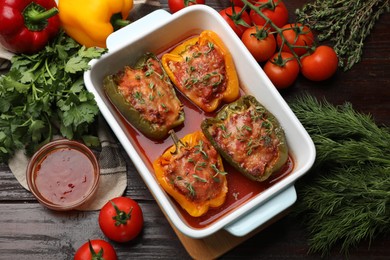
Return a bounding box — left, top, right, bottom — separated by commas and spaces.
162, 30, 240, 113
153, 130, 228, 217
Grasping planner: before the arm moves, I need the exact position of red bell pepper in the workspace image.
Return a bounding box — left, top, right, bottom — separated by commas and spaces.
0, 0, 60, 54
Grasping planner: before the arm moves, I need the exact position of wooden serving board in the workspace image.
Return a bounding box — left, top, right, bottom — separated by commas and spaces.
168, 207, 292, 259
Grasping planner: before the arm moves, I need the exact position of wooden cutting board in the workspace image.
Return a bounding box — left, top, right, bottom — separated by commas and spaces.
168, 207, 292, 259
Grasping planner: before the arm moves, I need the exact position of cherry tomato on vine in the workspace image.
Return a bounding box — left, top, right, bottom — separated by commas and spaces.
219, 6, 252, 37
264, 52, 300, 89
168, 0, 205, 14
276, 23, 314, 56
241, 26, 276, 62
99, 197, 144, 243
301, 45, 339, 81
229, 0, 257, 7
249, 0, 288, 29
229, 0, 244, 7
229, 0, 257, 8
74, 240, 117, 260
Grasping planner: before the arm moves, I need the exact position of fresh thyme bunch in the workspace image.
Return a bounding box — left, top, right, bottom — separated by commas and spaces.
289, 94, 390, 256
295, 0, 390, 71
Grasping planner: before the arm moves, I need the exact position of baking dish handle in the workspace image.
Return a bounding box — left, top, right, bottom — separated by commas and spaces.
106, 9, 172, 51
224, 185, 297, 237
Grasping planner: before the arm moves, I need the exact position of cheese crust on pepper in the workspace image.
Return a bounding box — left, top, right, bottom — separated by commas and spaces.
153, 131, 228, 217
104, 53, 185, 140
162, 30, 239, 113
201, 95, 289, 182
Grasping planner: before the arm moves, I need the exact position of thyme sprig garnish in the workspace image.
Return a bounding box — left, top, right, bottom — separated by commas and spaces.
211, 164, 227, 177
295, 0, 390, 70
194, 140, 208, 159
289, 94, 390, 256
193, 174, 208, 183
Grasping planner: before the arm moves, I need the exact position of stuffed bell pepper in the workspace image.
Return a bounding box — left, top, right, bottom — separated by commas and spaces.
153, 130, 228, 217
104, 53, 185, 140
161, 30, 239, 113
201, 95, 288, 182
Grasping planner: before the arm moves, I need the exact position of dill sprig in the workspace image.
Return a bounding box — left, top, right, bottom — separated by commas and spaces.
295, 0, 390, 71
289, 94, 390, 256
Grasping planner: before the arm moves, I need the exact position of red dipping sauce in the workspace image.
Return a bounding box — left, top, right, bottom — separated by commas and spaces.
26, 139, 100, 211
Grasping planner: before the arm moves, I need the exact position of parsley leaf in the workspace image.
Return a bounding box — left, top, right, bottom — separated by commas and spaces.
0, 30, 106, 162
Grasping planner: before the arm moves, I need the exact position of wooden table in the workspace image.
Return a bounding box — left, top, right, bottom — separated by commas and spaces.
0, 1, 389, 259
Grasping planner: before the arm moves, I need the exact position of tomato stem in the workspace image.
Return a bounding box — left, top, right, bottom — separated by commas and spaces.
185, 0, 197, 6
87, 240, 104, 259
110, 200, 133, 226
227, 2, 251, 28
271, 52, 296, 67
250, 25, 270, 40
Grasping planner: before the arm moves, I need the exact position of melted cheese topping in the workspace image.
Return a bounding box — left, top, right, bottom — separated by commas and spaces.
163, 138, 225, 203
211, 107, 280, 178
117, 58, 182, 127
168, 42, 227, 106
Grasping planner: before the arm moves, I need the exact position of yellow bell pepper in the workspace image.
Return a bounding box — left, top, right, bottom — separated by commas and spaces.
58, 0, 133, 48
162, 30, 240, 113
153, 130, 228, 217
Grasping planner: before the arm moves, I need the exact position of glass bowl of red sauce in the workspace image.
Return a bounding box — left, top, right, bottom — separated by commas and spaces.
26, 139, 100, 211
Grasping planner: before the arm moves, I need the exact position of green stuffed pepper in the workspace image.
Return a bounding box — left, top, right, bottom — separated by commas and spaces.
104, 53, 185, 140
201, 95, 288, 182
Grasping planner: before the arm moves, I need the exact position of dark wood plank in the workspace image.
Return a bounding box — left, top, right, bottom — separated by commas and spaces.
0, 0, 389, 259
0, 203, 190, 259
1, 203, 388, 259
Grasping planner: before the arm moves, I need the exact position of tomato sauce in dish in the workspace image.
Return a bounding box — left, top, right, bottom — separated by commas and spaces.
181, 155, 294, 228
27, 139, 100, 211
113, 88, 294, 228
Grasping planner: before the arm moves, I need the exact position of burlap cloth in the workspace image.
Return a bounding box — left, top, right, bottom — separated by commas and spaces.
0, 0, 161, 211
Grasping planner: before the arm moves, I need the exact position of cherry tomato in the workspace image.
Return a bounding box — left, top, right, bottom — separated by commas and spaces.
276, 23, 315, 56
301, 45, 339, 81
74, 240, 117, 260
168, 0, 205, 14
264, 52, 300, 89
241, 26, 276, 63
229, 0, 257, 7
219, 6, 252, 37
229, 0, 244, 7
249, 0, 288, 29
99, 197, 144, 243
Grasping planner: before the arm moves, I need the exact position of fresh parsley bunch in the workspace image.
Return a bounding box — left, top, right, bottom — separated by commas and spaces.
0, 31, 106, 162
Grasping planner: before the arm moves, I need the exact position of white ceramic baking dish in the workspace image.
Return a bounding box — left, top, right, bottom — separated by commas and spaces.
84, 5, 316, 239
